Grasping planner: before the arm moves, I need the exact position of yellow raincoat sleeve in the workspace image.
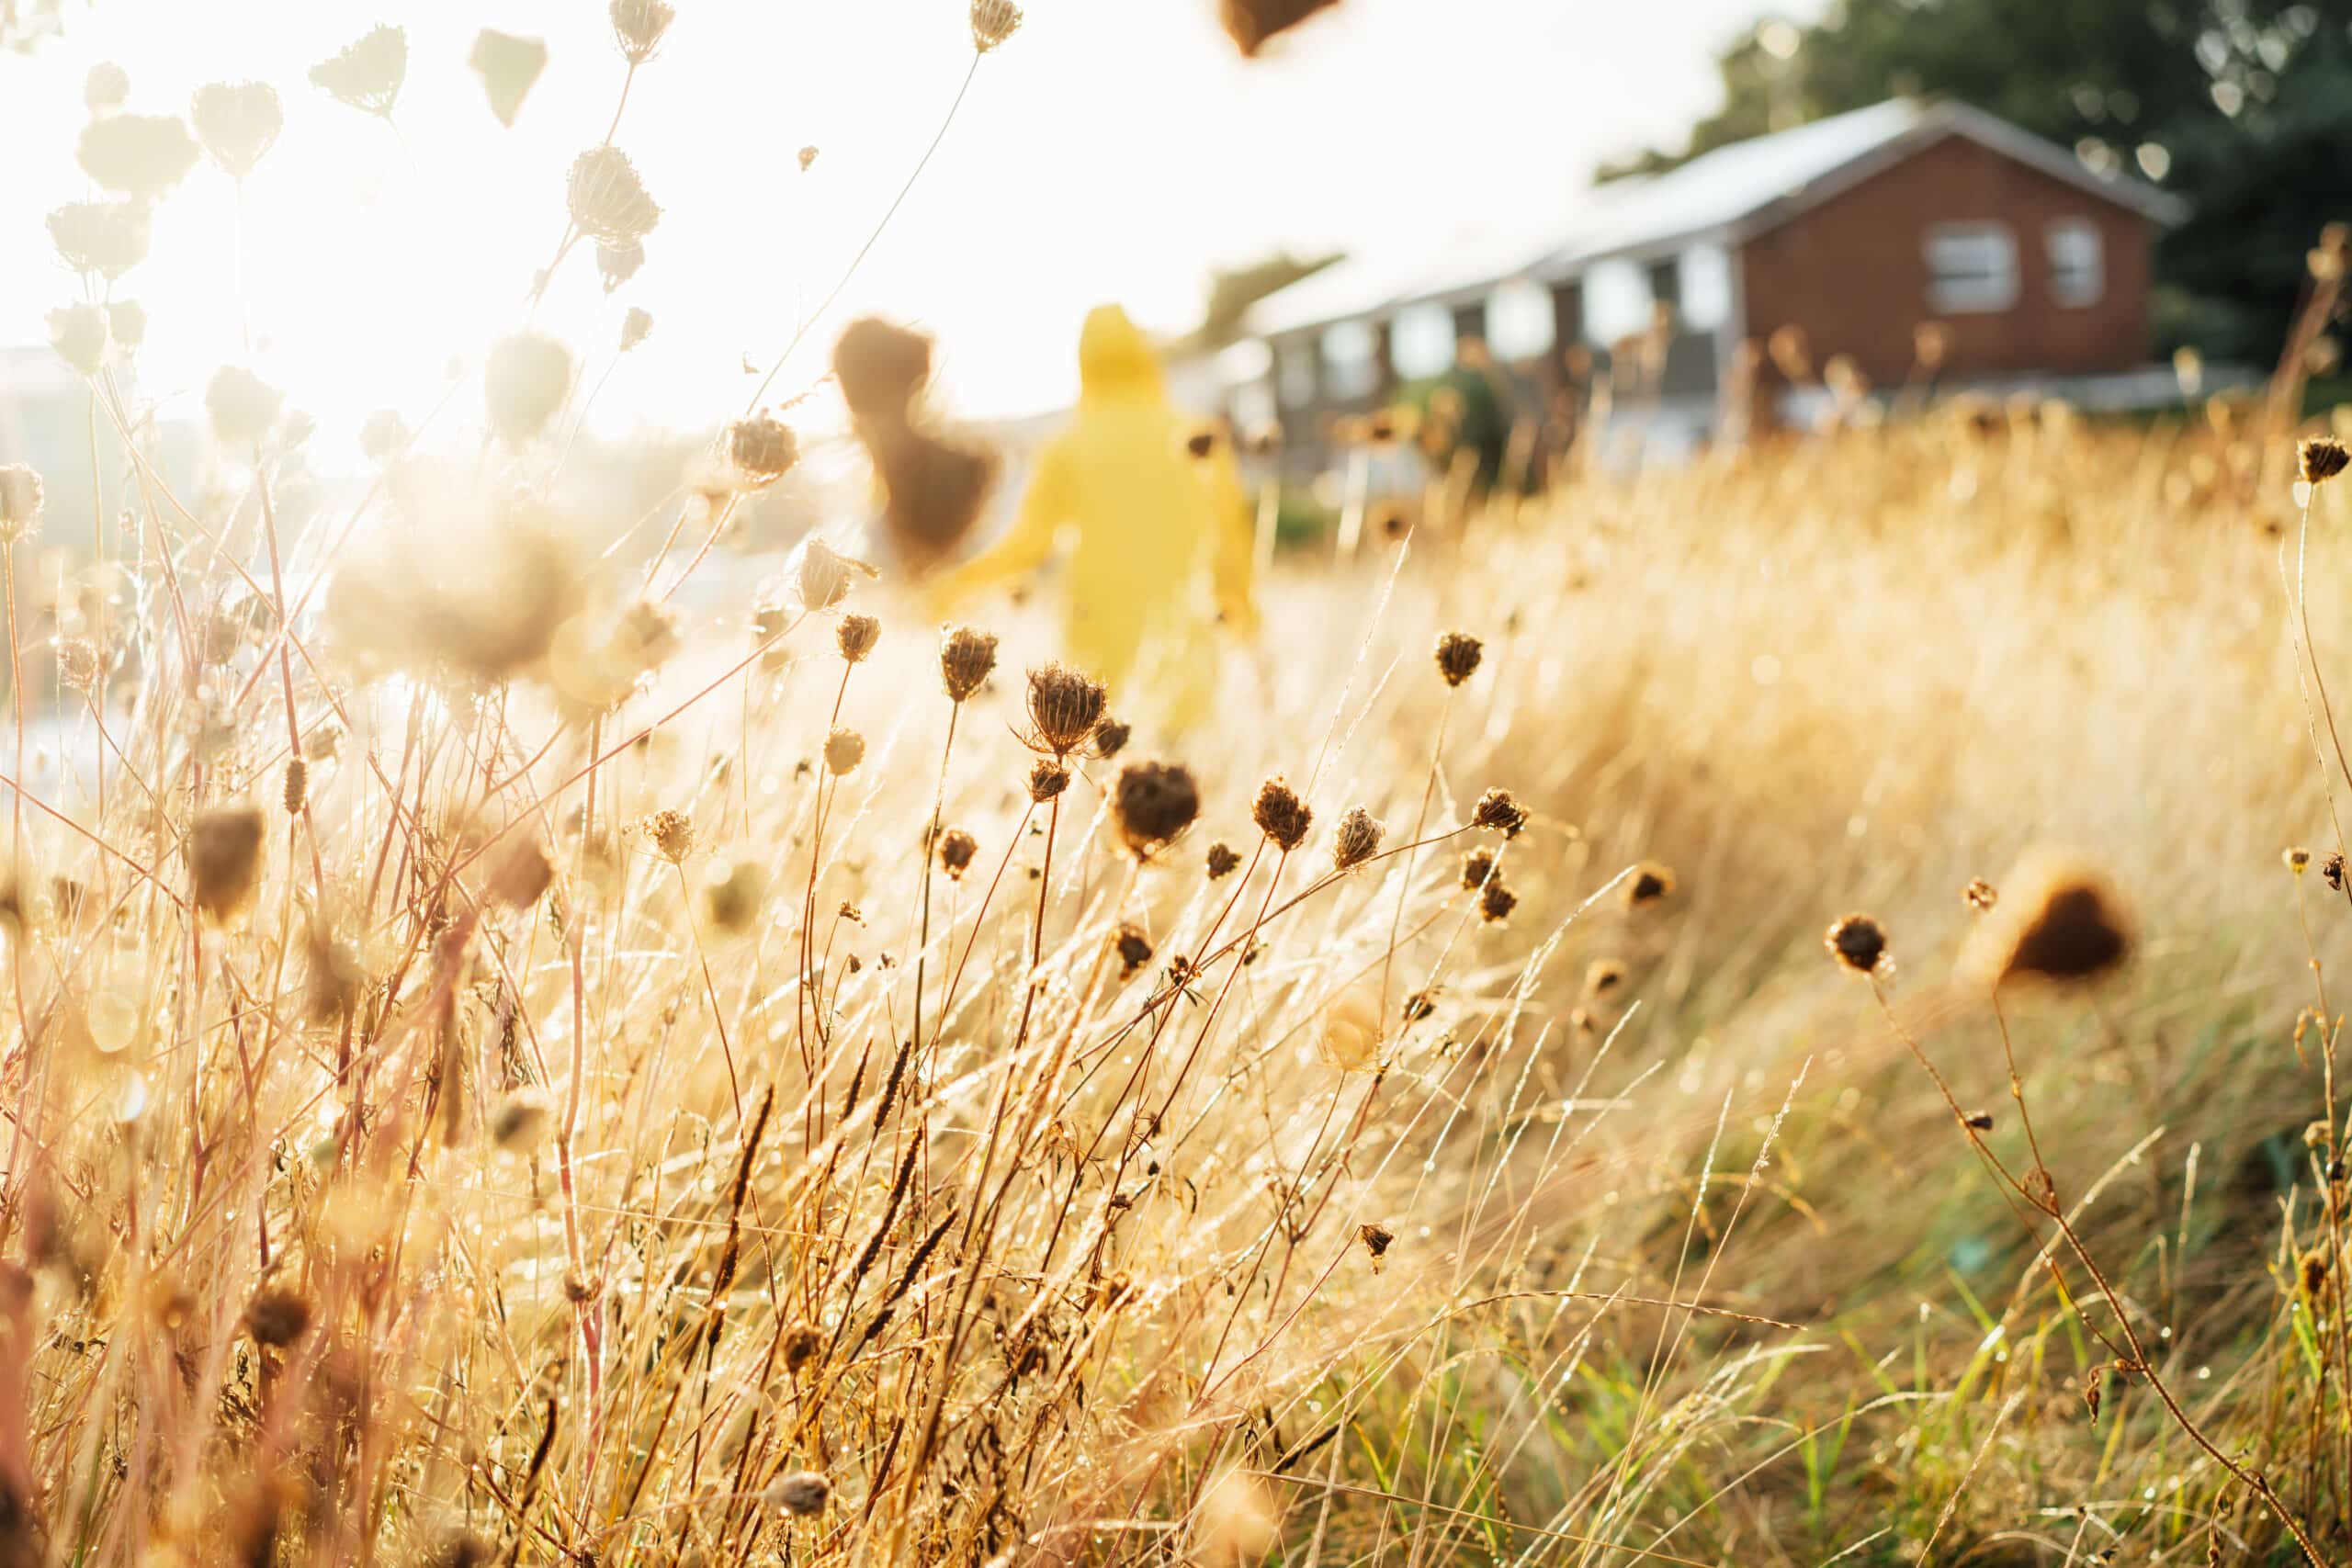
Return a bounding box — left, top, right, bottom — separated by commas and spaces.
1204, 445, 1258, 638
929, 439, 1071, 616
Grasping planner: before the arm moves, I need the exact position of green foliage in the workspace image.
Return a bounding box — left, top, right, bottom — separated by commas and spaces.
1189, 249, 1343, 350
1615, 0, 2352, 362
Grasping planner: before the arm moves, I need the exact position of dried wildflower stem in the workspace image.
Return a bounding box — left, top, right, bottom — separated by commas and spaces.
1870, 981, 2325, 1562
742, 53, 983, 415
1380, 691, 1453, 1017
677, 863, 742, 1118
910, 704, 960, 1058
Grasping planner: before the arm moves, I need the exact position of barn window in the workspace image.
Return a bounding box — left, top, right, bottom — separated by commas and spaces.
1319, 320, 1381, 400
1389, 302, 1458, 380
2045, 219, 2105, 308
1487, 279, 1557, 363
1922, 222, 2020, 314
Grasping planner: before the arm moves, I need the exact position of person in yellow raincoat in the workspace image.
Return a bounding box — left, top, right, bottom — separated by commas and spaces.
927, 305, 1257, 728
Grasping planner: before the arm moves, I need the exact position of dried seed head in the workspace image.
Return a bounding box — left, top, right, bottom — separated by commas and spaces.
1026, 760, 1070, 803
1434, 631, 1484, 687
729, 412, 799, 485
1024, 662, 1106, 755
47, 199, 150, 280
619, 310, 654, 361
1245, 419, 1284, 457
1184, 425, 1222, 459
823, 728, 866, 775
85, 61, 130, 115
798, 145, 819, 172
1113, 760, 1201, 861
2329, 854, 2346, 894
75, 112, 198, 199
1357, 1222, 1393, 1269
1332, 807, 1383, 872
1825, 913, 1887, 975
2288, 847, 2314, 875
205, 365, 283, 449
1091, 717, 1131, 759
1913, 320, 1952, 371
492, 1089, 552, 1151
1319, 987, 1383, 1070
568, 145, 661, 245
1624, 861, 1675, 908
244, 1285, 313, 1348
484, 332, 573, 446
1205, 840, 1240, 880
610, 0, 677, 63
1961, 845, 2132, 987
833, 613, 880, 665
54, 637, 101, 693
793, 537, 875, 614
940, 625, 1000, 702
1251, 776, 1313, 852
937, 828, 978, 880
1479, 876, 1518, 923
1962, 877, 1998, 912
1115, 923, 1154, 978
598, 238, 644, 293
48, 302, 109, 377
2303, 437, 2350, 486
703, 861, 764, 935
643, 807, 695, 865
0, 466, 45, 545
833, 316, 934, 422
190, 81, 283, 177
970, 0, 1023, 51
1471, 787, 1526, 840
281, 757, 308, 816
470, 29, 546, 128
311, 24, 408, 116
1460, 846, 1497, 890
189, 804, 266, 922
773, 1470, 831, 1517
490, 839, 554, 908
783, 1320, 824, 1373
2301, 1247, 2334, 1299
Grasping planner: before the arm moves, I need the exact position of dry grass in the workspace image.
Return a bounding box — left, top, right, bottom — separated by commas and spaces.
9, 11, 2352, 1566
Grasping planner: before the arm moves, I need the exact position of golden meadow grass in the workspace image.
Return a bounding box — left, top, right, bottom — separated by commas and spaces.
7, 7, 2352, 1566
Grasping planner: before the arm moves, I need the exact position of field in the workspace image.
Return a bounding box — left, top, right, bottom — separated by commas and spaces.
6, 381, 2352, 1566
11, 8, 2352, 1566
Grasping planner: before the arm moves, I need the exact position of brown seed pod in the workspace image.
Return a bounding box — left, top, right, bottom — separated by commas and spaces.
1027, 760, 1070, 803
1825, 913, 1887, 975
2303, 436, 2350, 486
970, 0, 1023, 51
1434, 631, 1484, 687
940, 625, 999, 703
1112, 761, 1200, 861
1460, 846, 1497, 890
937, 828, 978, 880
1624, 861, 1676, 908
244, 1284, 313, 1348
1471, 787, 1527, 840
1024, 662, 1106, 756
1478, 877, 1518, 923
729, 413, 799, 486
1331, 807, 1383, 872
1205, 840, 1240, 880
1115, 923, 1154, 978
823, 728, 865, 776
836, 613, 880, 664
1961, 845, 2132, 987
1251, 776, 1312, 852
188, 804, 266, 922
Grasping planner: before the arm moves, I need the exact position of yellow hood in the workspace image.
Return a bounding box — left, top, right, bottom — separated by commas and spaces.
1077, 304, 1166, 404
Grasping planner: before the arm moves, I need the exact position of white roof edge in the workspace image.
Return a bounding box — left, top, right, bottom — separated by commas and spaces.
1243, 96, 2187, 342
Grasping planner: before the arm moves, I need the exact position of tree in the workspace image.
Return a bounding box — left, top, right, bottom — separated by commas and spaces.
1187, 250, 1343, 351
1609, 0, 2350, 361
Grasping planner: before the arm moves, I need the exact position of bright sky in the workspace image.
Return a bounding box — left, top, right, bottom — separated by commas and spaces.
0, 0, 1814, 457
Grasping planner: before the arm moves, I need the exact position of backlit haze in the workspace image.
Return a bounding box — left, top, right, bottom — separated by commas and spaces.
0, 0, 1811, 462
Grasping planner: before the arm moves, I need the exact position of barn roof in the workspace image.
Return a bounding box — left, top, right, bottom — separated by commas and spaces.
1246, 96, 2188, 342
